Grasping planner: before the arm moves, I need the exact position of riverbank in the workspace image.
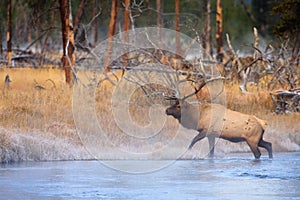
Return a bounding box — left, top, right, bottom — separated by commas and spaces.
0, 68, 299, 163
1, 124, 299, 163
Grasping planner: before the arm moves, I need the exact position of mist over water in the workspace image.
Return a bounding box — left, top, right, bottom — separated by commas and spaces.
0, 125, 299, 163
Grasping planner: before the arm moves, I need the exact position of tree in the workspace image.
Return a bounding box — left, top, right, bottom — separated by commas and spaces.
27, 0, 56, 54
271, 0, 300, 57
0, 6, 3, 55
203, 0, 212, 57
105, 0, 118, 72
93, 0, 98, 46
0, 28, 2, 55
156, 0, 162, 48
124, 0, 130, 33
59, 0, 75, 84
175, 0, 180, 56
123, 0, 130, 66
73, 0, 87, 39
7, 0, 12, 66
216, 0, 223, 62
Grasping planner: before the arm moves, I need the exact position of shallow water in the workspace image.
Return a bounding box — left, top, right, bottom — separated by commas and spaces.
0, 152, 299, 200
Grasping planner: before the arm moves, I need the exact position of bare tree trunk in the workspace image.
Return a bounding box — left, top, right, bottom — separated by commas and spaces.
156, 0, 162, 26
123, 0, 130, 66
175, 0, 180, 57
239, 27, 258, 92
146, 0, 151, 26
39, 29, 51, 68
216, 0, 223, 62
108, 0, 118, 39
93, 0, 98, 46
253, 27, 258, 59
105, 0, 118, 72
204, 0, 212, 57
26, 15, 32, 51
60, 0, 75, 84
35, 17, 40, 54
156, 0, 162, 49
73, 0, 87, 38
7, 0, 12, 66
124, 0, 130, 32
0, 29, 2, 55
39, 13, 55, 67
0, 18, 2, 56
0, 11, 2, 55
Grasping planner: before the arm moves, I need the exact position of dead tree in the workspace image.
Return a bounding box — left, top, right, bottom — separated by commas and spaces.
73, 0, 87, 38
156, 0, 162, 49
59, 0, 76, 84
105, 0, 118, 72
0, 14, 2, 55
93, 0, 98, 46
123, 0, 130, 66
270, 89, 300, 114
175, 0, 180, 57
216, 0, 223, 62
35, 15, 40, 54
226, 28, 266, 93
7, 0, 12, 66
204, 0, 212, 57
268, 40, 300, 91
124, 0, 130, 33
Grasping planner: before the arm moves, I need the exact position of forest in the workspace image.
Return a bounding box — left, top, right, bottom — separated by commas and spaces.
0, 0, 299, 65
0, 0, 299, 163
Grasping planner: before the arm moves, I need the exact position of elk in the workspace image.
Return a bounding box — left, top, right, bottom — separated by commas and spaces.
165, 81, 273, 159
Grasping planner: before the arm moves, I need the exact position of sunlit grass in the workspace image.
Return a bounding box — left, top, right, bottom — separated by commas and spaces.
0, 68, 73, 130
0, 68, 299, 162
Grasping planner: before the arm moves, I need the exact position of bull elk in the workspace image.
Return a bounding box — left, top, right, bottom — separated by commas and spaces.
165, 97, 273, 159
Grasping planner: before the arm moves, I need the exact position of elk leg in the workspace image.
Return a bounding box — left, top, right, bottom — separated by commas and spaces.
208, 135, 215, 158
188, 131, 206, 149
258, 139, 273, 159
247, 141, 261, 159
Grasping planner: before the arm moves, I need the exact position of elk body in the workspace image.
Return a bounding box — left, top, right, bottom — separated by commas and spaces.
166, 101, 273, 159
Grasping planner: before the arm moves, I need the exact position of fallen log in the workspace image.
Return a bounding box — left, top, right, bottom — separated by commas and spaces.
270, 89, 300, 114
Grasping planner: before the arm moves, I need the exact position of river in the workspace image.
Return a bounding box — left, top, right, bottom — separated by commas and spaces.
0, 152, 299, 200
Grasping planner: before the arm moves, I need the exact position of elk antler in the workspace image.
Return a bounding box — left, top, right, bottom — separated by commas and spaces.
181, 76, 226, 101
164, 76, 226, 103
164, 94, 180, 105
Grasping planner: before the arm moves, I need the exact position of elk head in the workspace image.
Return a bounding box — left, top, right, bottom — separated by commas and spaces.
165, 99, 181, 119
164, 76, 225, 127
165, 95, 202, 130
164, 77, 207, 119
164, 79, 205, 121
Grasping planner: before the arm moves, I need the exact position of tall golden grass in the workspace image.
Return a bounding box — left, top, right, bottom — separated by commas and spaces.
0, 68, 299, 162
0, 68, 86, 162
0, 68, 73, 130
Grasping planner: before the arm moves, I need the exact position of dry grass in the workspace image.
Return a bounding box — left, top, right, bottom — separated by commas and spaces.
0, 127, 92, 163
0, 68, 73, 130
224, 83, 300, 133
0, 68, 299, 162
0, 68, 84, 162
